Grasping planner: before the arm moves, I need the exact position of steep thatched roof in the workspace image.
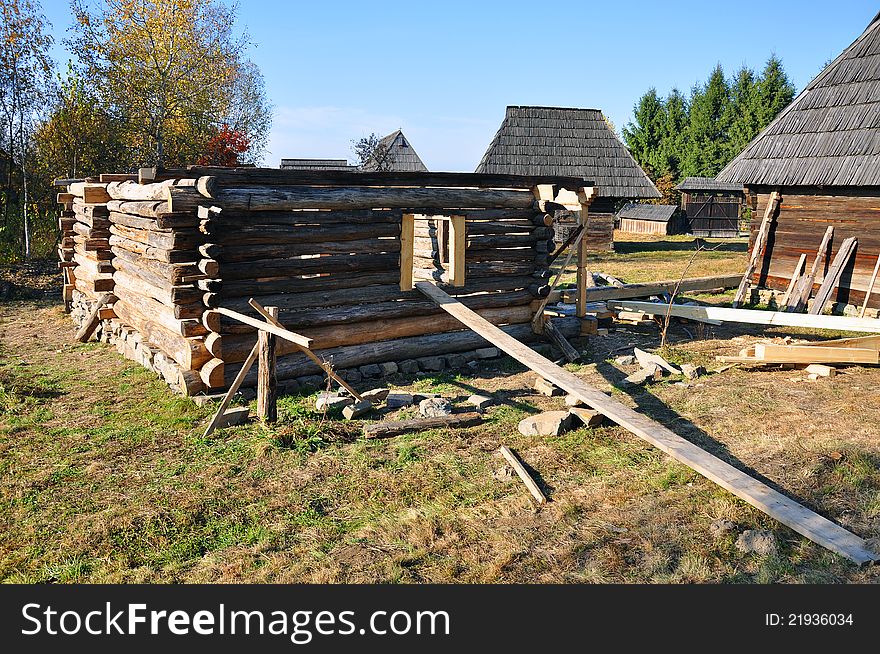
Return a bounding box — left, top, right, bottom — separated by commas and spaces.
361, 130, 428, 172
475, 106, 660, 199
718, 13, 880, 187
616, 203, 677, 222
676, 176, 742, 192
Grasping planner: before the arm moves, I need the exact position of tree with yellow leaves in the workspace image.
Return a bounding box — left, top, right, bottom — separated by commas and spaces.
68, 0, 270, 167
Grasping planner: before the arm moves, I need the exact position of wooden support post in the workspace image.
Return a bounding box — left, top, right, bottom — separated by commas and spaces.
733, 190, 780, 308
576, 187, 596, 317
859, 254, 880, 318
415, 281, 878, 566
247, 299, 365, 402
400, 213, 414, 291
257, 306, 278, 423
530, 226, 587, 333
75, 293, 116, 342
448, 214, 466, 287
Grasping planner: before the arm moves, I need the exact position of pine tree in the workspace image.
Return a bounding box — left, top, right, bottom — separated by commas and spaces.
622, 88, 666, 177
681, 64, 731, 177
725, 66, 759, 161
754, 54, 795, 127
658, 88, 688, 178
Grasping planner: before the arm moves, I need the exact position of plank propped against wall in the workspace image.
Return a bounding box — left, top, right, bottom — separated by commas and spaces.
415, 281, 878, 565
733, 191, 780, 308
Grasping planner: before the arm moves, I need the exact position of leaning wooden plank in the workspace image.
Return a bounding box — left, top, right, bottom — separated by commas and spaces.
733, 191, 780, 308
203, 343, 260, 438
363, 412, 484, 439
808, 237, 858, 315
787, 226, 834, 313
859, 254, 880, 318
544, 320, 580, 362
213, 307, 312, 348
754, 344, 879, 365
780, 253, 807, 307
416, 281, 878, 565
75, 293, 117, 342
498, 446, 548, 504
606, 300, 880, 334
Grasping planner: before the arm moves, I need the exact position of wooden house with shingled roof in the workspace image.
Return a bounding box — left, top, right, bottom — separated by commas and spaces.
717, 12, 880, 311
675, 176, 745, 237
476, 106, 661, 251
616, 203, 681, 235
360, 129, 428, 172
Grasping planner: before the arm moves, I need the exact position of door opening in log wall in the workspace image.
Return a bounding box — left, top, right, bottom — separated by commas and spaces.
401, 213, 466, 290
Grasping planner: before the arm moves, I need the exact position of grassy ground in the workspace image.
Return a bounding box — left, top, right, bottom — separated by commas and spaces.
1, 237, 879, 583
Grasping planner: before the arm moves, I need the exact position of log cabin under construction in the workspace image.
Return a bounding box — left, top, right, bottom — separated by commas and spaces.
717, 12, 880, 311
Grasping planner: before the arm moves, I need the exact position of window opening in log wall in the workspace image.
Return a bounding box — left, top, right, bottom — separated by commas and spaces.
400, 213, 465, 291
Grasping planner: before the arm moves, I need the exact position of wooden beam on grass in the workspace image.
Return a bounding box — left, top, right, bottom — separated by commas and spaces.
753, 343, 879, 365
498, 446, 548, 504
606, 300, 880, 334
415, 280, 878, 565
809, 237, 857, 315
733, 190, 780, 308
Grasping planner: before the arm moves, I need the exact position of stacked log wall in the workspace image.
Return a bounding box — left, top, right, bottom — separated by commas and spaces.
749, 187, 880, 310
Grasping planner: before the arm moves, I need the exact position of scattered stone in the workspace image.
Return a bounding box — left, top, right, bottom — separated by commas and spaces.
467, 360, 479, 369
568, 407, 603, 427
709, 519, 737, 539
419, 397, 453, 418
533, 377, 563, 396
398, 359, 420, 374
624, 363, 663, 385
385, 392, 414, 408
805, 364, 835, 377
344, 370, 362, 383
634, 347, 681, 375
316, 392, 354, 411
446, 353, 467, 369
417, 356, 445, 372
564, 393, 585, 407
379, 361, 399, 376
807, 373, 819, 381
735, 529, 777, 556
517, 411, 574, 437
680, 363, 706, 380
475, 347, 499, 359
359, 363, 382, 378
191, 393, 224, 407
467, 394, 494, 410
342, 400, 374, 420
215, 406, 249, 429
614, 354, 636, 366
361, 388, 390, 402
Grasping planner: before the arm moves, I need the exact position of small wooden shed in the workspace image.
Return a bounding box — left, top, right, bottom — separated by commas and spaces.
675, 177, 744, 237
475, 106, 660, 251
717, 11, 880, 311
616, 203, 680, 235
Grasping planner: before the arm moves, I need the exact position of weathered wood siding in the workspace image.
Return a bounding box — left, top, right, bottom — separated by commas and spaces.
749, 187, 880, 309
618, 218, 669, 236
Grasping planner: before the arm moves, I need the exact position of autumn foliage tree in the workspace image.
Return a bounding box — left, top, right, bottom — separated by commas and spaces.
197, 123, 249, 166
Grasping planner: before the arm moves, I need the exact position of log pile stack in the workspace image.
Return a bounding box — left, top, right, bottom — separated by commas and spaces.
62, 181, 115, 300
59, 168, 595, 396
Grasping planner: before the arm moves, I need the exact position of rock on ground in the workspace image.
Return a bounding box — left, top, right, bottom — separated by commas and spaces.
467, 394, 494, 410
419, 397, 453, 418
735, 529, 777, 556
518, 411, 574, 437
568, 407, 603, 427
385, 392, 414, 408
614, 354, 636, 366
709, 518, 737, 539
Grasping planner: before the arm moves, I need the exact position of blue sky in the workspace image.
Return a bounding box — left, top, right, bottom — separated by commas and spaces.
40, 0, 880, 170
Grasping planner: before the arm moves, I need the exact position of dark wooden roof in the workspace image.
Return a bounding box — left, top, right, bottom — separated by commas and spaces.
361, 129, 428, 172
280, 159, 355, 171
675, 176, 743, 192
718, 14, 880, 187
475, 106, 660, 199
616, 203, 677, 222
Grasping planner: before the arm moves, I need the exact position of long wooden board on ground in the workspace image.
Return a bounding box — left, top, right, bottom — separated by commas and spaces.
607, 300, 880, 334
416, 281, 878, 565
